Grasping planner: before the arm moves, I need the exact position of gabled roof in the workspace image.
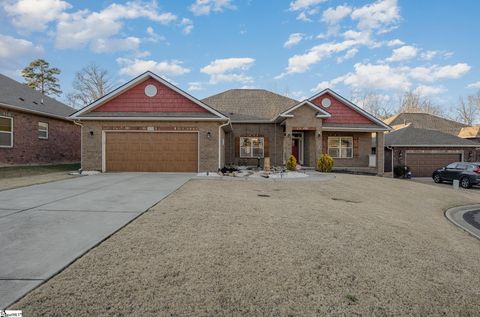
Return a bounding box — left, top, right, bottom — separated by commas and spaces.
385, 125, 479, 147
70, 71, 227, 120
278, 100, 331, 118
309, 88, 391, 130
0, 73, 75, 119
384, 112, 467, 136
202, 89, 298, 122
459, 126, 480, 138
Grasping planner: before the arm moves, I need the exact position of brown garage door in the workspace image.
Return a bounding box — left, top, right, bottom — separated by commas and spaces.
105, 132, 198, 172
406, 153, 461, 177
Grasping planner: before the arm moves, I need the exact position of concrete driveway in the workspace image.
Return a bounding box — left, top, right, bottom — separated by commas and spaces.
0, 172, 193, 309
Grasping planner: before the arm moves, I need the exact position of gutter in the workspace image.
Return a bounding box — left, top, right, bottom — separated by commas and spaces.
218, 118, 231, 170
0, 102, 74, 122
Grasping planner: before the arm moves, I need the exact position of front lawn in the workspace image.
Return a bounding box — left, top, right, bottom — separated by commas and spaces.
0, 163, 80, 178
11, 174, 480, 316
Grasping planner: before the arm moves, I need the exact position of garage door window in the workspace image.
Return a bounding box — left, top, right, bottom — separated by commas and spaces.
240, 137, 264, 158
0, 116, 13, 148
328, 137, 353, 158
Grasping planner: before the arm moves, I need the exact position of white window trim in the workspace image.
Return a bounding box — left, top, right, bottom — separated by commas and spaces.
38, 122, 49, 140
240, 136, 265, 158
0, 115, 13, 148
328, 136, 353, 159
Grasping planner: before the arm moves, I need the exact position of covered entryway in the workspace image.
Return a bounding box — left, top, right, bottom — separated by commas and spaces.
406, 152, 461, 177
104, 131, 198, 172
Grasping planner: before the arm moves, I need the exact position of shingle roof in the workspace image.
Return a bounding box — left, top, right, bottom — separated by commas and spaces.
0, 73, 75, 118
384, 125, 479, 147
202, 89, 298, 121
384, 112, 467, 136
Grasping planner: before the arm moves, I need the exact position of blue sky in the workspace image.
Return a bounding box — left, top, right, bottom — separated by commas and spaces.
1, 0, 479, 112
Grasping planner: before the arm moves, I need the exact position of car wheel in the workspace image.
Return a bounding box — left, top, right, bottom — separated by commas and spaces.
460, 177, 471, 189
433, 174, 442, 183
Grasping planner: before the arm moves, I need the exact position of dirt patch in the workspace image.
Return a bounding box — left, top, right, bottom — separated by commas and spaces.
0, 172, 76, 191
11, 174, 480, 316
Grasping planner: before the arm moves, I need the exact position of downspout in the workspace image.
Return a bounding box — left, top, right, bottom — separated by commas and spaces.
218, 118, 231, 170
73, 120, 83, 172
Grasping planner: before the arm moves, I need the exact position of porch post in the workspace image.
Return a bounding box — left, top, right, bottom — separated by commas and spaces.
376, 132, 385, 176
315, 119, 323, 166
283, 123, 292, 164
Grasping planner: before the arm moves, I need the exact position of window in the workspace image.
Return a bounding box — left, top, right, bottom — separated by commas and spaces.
240, 137, 264, 158
38, 122, 48, 139
0, 116, 13, 148
328, 137, 353, 158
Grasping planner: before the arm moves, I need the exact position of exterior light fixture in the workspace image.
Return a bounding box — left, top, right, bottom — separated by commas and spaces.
207, 131, 212, 139
89, 130, 94, 136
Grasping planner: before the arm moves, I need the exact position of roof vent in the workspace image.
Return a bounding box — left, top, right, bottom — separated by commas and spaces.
19, 97, 25, 101
40, 98, 44, 104
33, 101, 38, 105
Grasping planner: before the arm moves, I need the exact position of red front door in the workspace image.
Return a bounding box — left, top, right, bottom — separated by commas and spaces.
292, 139, 299, 162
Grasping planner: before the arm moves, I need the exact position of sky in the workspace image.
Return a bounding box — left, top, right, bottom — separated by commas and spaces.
1, 0, 479, 112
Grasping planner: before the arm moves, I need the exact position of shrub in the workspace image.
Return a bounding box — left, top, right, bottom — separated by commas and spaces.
393, 165, 410, 178
317, 154, 334, 172
286, 155, 297, 171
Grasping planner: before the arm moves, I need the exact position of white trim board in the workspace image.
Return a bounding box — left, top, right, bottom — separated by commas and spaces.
279, 100, 331, 118
73, 116, 227, 121
70, 71, 228, 120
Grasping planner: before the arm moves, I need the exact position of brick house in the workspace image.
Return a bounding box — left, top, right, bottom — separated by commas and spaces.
71, 71, 390, 175
0, 74, 80, 166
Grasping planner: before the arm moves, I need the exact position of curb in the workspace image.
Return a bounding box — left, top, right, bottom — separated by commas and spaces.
445, 205, 480, 240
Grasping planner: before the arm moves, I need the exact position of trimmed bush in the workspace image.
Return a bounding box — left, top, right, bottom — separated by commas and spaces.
393, 165, 410, 178
286, 155, 297, 171
317, 154, 334, 172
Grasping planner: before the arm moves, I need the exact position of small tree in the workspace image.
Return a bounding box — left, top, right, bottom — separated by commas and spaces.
317, 154, 334, 172
67, 63, 112, 108
21, 59, 62, 97
286, 155, 297, 171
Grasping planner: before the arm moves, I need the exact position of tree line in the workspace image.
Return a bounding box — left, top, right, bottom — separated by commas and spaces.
20, 59, 480, 124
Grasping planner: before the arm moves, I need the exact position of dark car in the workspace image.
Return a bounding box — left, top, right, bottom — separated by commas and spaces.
432, 162, 480, 188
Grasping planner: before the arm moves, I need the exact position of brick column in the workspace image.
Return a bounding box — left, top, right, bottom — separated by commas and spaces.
315, 119, 323, 167
376, 132, 385, 176
283, 124, 292, 164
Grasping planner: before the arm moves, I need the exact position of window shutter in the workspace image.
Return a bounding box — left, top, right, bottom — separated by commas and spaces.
264, 137, 269, 157
353, 136, 359, 158
235, 137, 240, 157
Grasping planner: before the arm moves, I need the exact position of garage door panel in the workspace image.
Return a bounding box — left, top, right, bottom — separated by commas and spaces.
407, 153, 461, 177
105, 132, 198, 172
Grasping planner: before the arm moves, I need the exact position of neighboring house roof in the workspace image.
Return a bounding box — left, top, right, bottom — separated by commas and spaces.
0, 73, 75, 119
384, 125, 479, 147
71, 71, 227, 120
458, 126, 480, 138
202, 89, 299, 122
384, 112, 467, 136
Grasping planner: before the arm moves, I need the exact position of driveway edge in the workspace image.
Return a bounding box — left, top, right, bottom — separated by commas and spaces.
6, 176, 192, 310
445, 205, 480, 240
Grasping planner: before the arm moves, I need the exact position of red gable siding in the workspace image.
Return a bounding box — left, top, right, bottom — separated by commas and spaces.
92, 78, 208, 113
311, 92, 374, 124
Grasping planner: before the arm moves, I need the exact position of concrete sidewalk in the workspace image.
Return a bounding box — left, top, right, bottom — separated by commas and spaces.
445, 205, 480, 240
0, 172, 193, 309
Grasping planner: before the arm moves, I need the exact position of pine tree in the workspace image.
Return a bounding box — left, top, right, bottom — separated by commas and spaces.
21, 59, 62, 97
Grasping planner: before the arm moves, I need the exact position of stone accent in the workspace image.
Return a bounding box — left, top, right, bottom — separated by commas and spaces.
80, 120, 222, 172
375, 132, 384, 175
0, 107, 80, 166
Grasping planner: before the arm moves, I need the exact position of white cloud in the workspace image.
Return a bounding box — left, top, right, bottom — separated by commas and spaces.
284, 33, 304, 48
145, 26, 165, 43
91, 37, 140, 53
321, 5, 352, 24
289, 0, 325, 11
0, 34, 43, 61
387, 39, 404, 46
188, 81, 203, 91
408, 63, 471, 82
337, 48, 358, 63
181, 18, 193, 34
467, 81, 480, 89
420, 50, 438, 61
351, 0, 400, 32
201, 57, 255, 84
55, 1, 177, 51
342, 63, 411, 91
4, 0, 71, 31
386, 45, 418, 62
189, 0, 236, 16
117, 58, 190, 77
413, 85, 446, 96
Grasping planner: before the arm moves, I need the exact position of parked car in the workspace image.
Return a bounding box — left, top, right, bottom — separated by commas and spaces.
432, 162, 480, 188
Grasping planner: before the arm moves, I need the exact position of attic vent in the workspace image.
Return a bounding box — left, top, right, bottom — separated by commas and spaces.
33, 101, 38, 105
19, 97, 25, 101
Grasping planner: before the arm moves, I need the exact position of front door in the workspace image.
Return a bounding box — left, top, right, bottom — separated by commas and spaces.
291, 132, 304, 164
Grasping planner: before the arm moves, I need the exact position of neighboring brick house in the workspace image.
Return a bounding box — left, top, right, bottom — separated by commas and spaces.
71, 71, 390, 174
0, 74, 80, 166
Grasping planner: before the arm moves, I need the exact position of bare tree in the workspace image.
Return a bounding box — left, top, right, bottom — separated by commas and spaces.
398, 90, 443, 116
354, 91, 394, 119
67, 63, 112, 108
455, 95, 479, 125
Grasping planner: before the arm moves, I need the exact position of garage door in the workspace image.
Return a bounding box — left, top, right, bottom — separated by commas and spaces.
406, 153, 461, 177
105, 132, 198, 172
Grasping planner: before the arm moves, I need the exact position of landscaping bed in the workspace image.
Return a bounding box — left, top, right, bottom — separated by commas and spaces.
11, 174, 480, 316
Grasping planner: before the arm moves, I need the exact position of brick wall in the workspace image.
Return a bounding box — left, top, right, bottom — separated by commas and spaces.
0, 107, 80, 166
322, 131, 372, 167
80, 120, 222, 172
